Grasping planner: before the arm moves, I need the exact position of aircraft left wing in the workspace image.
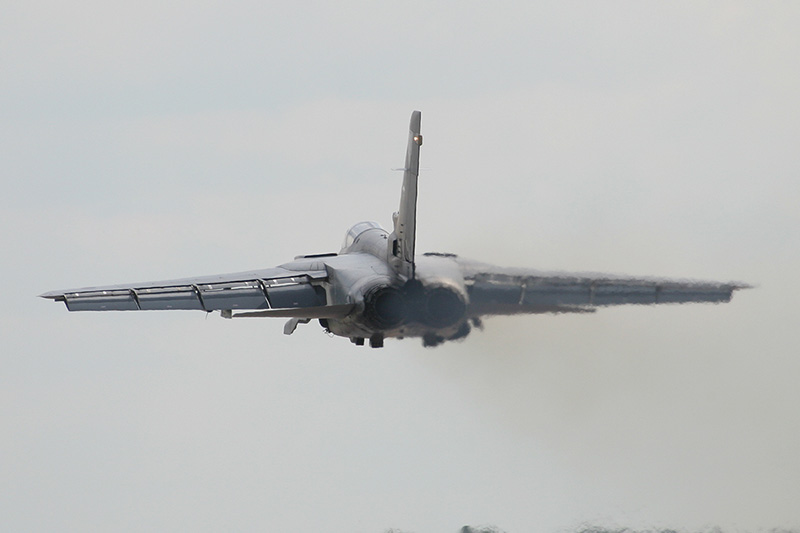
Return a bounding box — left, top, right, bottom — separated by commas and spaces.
456, 259, 749, 317
39, 266, 353, 318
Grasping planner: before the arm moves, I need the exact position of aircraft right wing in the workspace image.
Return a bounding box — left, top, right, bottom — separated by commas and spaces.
456, 259, 750, 317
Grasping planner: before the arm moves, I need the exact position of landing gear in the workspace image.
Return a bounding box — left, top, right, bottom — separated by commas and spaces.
369, 334, 384, 348
350, 334, 384, 348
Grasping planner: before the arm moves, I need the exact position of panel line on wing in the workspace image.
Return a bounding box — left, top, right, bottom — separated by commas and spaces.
130, 289, 142, 310
256, 279, 273, 309
192, 284, 208, 312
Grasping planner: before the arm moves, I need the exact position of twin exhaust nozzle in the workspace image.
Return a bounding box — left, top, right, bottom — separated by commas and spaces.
363, 283, 465, 330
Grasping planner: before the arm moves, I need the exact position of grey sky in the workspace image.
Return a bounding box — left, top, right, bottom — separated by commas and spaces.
2, 2, 799, 532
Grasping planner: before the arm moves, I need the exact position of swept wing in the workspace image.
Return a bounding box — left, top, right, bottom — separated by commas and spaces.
40, 111, 749, 347
39, 266, 353, 318
457, 258, 748, 317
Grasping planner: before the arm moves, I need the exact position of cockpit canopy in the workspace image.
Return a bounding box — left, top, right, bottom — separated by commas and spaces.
341, 221, 384, 251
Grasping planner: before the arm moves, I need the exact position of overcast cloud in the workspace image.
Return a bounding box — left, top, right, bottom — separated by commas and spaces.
2, 3, 799, 532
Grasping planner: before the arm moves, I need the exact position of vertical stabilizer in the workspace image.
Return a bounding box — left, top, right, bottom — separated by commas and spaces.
389, 111, 422, 279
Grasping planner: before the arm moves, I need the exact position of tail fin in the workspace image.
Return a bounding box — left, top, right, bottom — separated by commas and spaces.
389, 110, 422, 280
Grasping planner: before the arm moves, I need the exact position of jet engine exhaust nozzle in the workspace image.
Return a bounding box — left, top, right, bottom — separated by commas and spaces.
363, 286, 407, 329
423, 287, 466, 328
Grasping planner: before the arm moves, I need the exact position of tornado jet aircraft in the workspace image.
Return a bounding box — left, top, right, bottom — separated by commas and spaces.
41, 111, 748, 347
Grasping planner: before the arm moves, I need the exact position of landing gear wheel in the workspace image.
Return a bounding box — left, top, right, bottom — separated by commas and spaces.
369, 334, 384, 348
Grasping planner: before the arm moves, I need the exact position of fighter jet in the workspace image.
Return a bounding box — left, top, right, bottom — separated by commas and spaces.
41, 111, 748, 347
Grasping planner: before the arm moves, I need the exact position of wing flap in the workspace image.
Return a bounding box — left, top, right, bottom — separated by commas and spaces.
196, 280, 270, 311
469, 281, 523, 305
135, 286, 204, 310
593, 284, 656, 305
523, 282, 592, 306
656, 285, 735, 304
265, 284, 325, 309
64, 290, 140, 311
